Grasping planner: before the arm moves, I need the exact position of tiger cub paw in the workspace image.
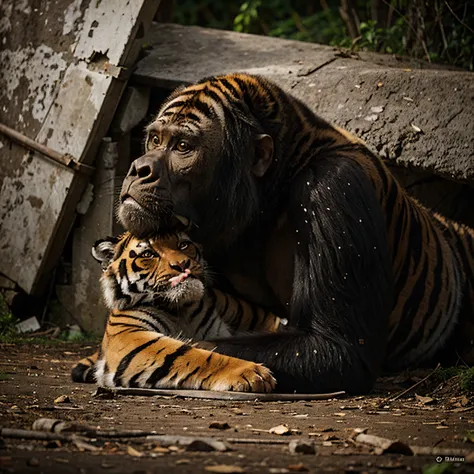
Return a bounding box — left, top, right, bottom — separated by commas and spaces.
208, 362, 276, 393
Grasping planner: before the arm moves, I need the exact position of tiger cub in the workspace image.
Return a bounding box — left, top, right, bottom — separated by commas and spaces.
72, 231, 280, 392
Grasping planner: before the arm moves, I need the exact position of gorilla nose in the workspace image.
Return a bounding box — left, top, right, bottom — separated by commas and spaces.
126, 153, 161, 186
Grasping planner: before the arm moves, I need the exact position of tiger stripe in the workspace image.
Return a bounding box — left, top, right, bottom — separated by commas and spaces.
151, 73, 474, 370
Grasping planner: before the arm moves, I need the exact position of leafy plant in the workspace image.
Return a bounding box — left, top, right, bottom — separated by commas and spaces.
173, 0, 473, 70
0, 292, 17, 339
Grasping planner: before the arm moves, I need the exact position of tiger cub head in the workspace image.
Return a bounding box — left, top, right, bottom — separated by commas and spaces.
92, 232, 208, 311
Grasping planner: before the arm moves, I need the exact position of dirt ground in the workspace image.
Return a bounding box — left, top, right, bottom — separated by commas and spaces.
1, 342, 473, 474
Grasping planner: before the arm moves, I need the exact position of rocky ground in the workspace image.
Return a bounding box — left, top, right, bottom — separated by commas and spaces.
0, 342, 473, 474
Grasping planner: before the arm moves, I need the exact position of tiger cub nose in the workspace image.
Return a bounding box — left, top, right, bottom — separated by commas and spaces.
169, 259, 191, 273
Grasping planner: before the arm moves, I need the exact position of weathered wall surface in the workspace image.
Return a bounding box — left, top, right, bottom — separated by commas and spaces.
0, 0, 160, 294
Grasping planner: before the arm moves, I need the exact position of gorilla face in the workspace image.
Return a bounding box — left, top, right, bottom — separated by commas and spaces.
119, 112, 223, 238
119, 78, 273, 251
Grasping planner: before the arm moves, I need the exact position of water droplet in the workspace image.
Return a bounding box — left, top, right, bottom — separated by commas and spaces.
318, 253, 321, 257
313, 349, 318, 354
275, 352, 279, 356
331, 297, 335, 301
373, 246, 377, 250
327, 186, 331, 190
304, 220, 308, 224
347, 182, 351, 186
296, 352, 300, 357
359, 218, 362, 223
297, 241, 301, 245
327, 207, 331, 211
303, 208, 307, 212
306, 181, 310, 185
296, 229, 299, 233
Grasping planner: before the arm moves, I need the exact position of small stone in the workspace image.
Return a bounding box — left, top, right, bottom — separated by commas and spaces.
27, 457, 40, 467
370, 106, 384, 113
269, 424, 291, 435
186, 439, 227, 452
288, 440, 316, 455
209, 422, 231, 430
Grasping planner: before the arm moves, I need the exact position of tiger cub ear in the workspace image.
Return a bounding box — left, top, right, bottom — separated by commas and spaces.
92, 237, 119, 270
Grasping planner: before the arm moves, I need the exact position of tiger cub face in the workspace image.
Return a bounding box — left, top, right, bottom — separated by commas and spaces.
92, 232, 208, 311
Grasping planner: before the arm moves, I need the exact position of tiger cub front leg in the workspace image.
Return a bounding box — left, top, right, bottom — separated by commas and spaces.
96, 331, 276, 393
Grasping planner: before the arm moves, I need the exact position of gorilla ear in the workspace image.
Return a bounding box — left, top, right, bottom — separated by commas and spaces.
252, 134, 273, 177
92, 237, 118, 270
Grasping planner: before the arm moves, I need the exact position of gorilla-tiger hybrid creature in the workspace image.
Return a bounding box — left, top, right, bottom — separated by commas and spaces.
116, 73, 474, 394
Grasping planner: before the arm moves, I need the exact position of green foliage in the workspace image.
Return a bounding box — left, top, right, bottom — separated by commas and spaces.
173, 0, 473, 70
0, 370, 12, 381
423, 462, 453, 474
0, 293, 18, 339
460, 367, 474, 391
433, 366, 474, 392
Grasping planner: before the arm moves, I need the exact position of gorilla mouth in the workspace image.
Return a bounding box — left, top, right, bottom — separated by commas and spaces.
119, 194, 172, 237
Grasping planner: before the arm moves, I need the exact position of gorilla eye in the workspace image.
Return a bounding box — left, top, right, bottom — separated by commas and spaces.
140, 250, 155, 258
149, 134, 160, 148
175, 140, 191, 153
178, 241, 190, 250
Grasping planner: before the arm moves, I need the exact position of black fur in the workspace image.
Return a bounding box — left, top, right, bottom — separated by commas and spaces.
209, 156, 393, 394
71, 362, 96, 383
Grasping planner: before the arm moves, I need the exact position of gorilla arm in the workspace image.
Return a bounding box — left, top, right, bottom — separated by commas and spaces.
208, 155, 394, 394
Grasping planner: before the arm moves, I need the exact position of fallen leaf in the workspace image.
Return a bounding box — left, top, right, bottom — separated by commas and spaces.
153, 446, 170, 453
288, 463, 309, 472
73, 438, 100, 452
269, 424, 291, 436
205, 465, 245, 473
126, 446, 143, 457
53, 395, 70, 404
415, 394, 435, 405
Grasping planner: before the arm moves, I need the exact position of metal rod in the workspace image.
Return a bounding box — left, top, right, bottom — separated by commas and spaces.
0, 122, 95, 176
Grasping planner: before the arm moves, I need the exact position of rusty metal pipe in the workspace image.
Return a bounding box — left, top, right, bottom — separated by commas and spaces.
0, 122, 95, 175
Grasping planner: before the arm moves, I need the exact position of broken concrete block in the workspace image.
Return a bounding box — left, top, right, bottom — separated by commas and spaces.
111, 86, 150, 134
